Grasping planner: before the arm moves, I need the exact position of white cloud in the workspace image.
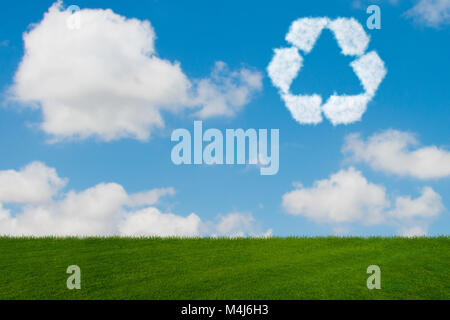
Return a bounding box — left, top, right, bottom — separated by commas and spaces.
127, 187, 175, 207
405, 0, 450, 28
119, 208, 201, 237
327, 18, 370, 56
281, 93, 323, 124
350, 51, 387, 96
333, 225, 351, 235
10, 183, 129, 236
209, 212, 272, 237
284, 17, 370, 56
282, 168, 388, 224
322, 51, 386, 125
389, 187, 442, 238
399, 226, 427, 237
267, 47, 303, 94
0, 162, 67, 204
388, 186, 444, 219
282, 167, 445, 235
0, 180, 185, 236
351, 0, 364, 9
322, 94, 371, 125
285, 17, 329, 54
343, 130, 450, 179
354, 0, 450, 28
11, 2, 262, 142
192, 62, 262, 118
0, 162, 267, 237
267, 17, 386, 126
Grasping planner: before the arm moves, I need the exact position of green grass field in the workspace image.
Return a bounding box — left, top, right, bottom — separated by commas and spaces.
0, 237, 448, 300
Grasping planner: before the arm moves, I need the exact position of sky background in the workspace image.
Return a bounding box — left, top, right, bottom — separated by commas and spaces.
0, 0, 449, 236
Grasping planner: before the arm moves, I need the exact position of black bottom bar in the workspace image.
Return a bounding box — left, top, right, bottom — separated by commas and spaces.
1, 300, 447, 318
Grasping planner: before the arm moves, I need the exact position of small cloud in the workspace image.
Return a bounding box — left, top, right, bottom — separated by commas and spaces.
343, 129, 450, 179
0, 162, 67, 204
333, 225, 351, 235
388, 187, 444, 219
192, 61, 263, 118
205, 212, 272, 238
352, 0, 362, 9
127, 187, 175, 207
400, 226, 427, 237
405, 0, 450, 28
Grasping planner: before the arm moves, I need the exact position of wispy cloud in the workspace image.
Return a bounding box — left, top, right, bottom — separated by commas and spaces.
350, 0, 449, 28
343, 130, 450, 179
405, 0, 450, 28
205, 212, 272, 238
192, 62, 262, 118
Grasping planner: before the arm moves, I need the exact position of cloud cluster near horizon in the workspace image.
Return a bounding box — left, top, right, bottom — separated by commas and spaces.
282, 129, 448, 237
0, 162, 270, 237
10, 2, 262, 142
282, 167, 444, 236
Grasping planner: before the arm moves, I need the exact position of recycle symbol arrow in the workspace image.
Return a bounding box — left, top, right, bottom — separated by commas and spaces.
267, 17, 387, 125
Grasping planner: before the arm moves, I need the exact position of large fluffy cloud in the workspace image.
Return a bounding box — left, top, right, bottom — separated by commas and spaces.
343, 130, 450, 179
282, 167, 445, 235
11, 2, 262, 141
0, 162, 269, 237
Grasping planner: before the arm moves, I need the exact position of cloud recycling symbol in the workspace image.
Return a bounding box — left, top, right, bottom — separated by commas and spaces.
268, 17, 387, 125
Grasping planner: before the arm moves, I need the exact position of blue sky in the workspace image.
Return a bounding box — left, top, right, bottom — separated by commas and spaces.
0, 0, 449, 237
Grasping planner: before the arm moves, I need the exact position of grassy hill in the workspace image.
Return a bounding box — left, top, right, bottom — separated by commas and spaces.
0, 237, 448, 300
